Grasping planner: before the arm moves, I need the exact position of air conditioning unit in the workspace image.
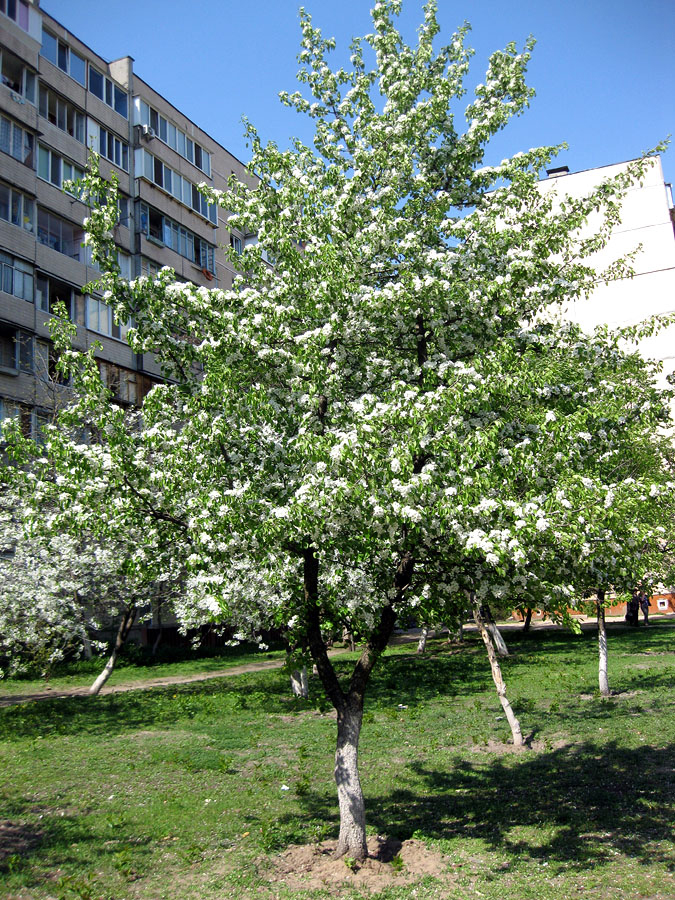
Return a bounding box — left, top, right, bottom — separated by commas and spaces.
141, 125, 156, 140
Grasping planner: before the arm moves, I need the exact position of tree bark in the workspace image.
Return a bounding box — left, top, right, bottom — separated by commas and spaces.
489, 621, 509, 657
473, 601, 524, 747
334, 694, 367, 858
597, 591, 610, 697
303, 547, 400, 859
290, 666, 309, 698
417, 626, 429, 655
88, 605, 136, 696
522, 608, 533, 632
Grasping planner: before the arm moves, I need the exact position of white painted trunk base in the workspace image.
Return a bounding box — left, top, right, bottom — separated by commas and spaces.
290, 667, 309, 698
334, 704, 367, 859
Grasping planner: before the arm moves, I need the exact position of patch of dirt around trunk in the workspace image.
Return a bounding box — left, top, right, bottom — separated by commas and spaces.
270, 835, 453, 893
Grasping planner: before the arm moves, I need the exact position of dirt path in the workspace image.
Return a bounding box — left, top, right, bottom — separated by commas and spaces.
1, 617, 670, 709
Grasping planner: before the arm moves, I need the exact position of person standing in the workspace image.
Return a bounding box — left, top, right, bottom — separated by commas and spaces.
639, 592, 650, 626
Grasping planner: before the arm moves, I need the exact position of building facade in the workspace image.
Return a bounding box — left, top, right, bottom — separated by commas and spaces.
540, 156, 675, 388
0, 0, 253, 433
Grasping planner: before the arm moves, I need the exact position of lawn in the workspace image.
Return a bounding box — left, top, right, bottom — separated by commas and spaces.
0, 623, 673, 899
0, 643, 288, 697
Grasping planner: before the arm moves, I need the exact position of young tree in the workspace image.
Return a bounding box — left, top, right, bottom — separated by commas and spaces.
4, 0, 671, 858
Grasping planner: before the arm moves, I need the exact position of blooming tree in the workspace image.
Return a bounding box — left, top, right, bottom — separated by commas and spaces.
4, 0, 672, 857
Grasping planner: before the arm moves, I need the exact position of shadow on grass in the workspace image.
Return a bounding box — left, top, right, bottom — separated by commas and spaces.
1, 625, 671, 743
0, 647, 495, 741
289, 740, 674, 871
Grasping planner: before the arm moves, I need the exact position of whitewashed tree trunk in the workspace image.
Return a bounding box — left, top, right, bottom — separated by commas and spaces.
417, 626, 429, 654
597, 592, 610, 696
88, 605, 136, 696
290, 666, 309, 698
473, 603, 524, 747
334, 697, 367, 859
488, 621, 509, 657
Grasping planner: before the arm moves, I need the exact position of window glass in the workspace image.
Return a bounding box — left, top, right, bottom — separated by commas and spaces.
38, 145, 49, 180
24, 69, 35, 103
114, 85, 127, 117
10, 190, 20, 226
57, 41, 68, 72
0, 183, 9, 221
71, 51, 86, 85
41, 30, 57, 65
50, 152, 60, 186
89, 67, 104, 100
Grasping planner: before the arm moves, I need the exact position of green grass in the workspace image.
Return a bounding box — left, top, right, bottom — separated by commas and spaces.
0, 642, 287, 696
0, 624, 673, 899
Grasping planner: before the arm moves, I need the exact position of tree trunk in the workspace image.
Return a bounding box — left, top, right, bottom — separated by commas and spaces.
417, 626, 429, 655
151, 600, 163, 656
473, 602, 524, 747
597, 592, 610, 697
522, 608, 533, 632
88, 605, 136, 696
334, 695, 367, 858
302, 546, 400, 859
342, 628, 356, 652
488, 621, 509, 657
290, 666, 309, 699
482, 603, 508, 656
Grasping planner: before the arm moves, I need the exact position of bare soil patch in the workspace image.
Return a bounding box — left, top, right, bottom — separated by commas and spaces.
270, 835, 453, 893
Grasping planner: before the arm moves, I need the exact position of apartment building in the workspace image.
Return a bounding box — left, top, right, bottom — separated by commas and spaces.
540, 156, 675, 388
0, 0, 253, 433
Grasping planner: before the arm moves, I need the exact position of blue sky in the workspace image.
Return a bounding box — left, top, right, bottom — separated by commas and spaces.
46, 0, 674, 185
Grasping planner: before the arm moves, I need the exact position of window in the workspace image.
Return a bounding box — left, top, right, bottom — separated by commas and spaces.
139, 257, 159, 279
0, 183, 34, 233
0, 399, 34, 439
0, 252, 33, 301
99, 126, 128, 171
0, 0, 29, 31
1, 48, 35, 102
35, 274, 81, 319
133, 98, 211, 174
0, 328, 33, 373
197, 237, 215, 272
87, 296, 130, 340
0, 324, 18, 371
84, 245, 130, 281
0, 115, 34, 166
138, 202, 216, 272
37, 146, 85, 193
117, 195, 129, 228
36, 211, 84, 261
88, 66, 127, 117
40, 29, 87, 86
136, 149, 217, 223
38, 86, 85, 142
230, 234, 242, 255
98, 362, 141, 406
44, 344, 69, 385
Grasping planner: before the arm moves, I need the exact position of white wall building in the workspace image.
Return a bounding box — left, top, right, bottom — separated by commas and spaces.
540, 156, 675, 387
